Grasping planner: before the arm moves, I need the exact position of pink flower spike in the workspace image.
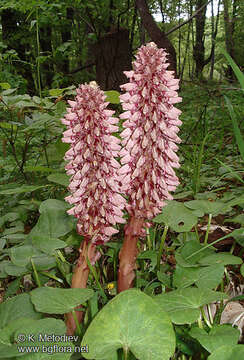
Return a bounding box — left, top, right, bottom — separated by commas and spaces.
119, 42, 182, 220
62, 82, 126, 244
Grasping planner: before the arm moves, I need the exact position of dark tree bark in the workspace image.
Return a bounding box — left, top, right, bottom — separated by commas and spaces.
94, 29, 131, 91
193, 0, 208, 77
135, 0, 177, 74
223, 0, 238, 80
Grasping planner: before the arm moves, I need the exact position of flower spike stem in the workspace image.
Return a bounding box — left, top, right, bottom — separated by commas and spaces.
66, 238, 96, 335
118, 216, 144, 293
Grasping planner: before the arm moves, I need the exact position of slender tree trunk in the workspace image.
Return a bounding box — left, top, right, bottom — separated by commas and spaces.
135, 0, 177, 74
223, 0, 237, 79
209, 0, 221, 79
193, 0, 208, 78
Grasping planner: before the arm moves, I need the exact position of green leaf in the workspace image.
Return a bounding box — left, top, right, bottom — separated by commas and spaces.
31, 287, 94, 314
230, 228, 244, 246
155, 288, 228, 324
173, 264, 224, 290
137, 250, 157, 270
29, 199, 74, 239
0, 294, 41, 329
184, 200, 232, 216
0, 83, 11, 90
177, 240, 215, 265
189, 325, 240, 354
208, 345, 244, 360
0, 185, 46, 195
222, 50, 244, 89
31, 235, 66, 254
4, 263, 28, 277
198, 253, 243, 266
81, 289, 175, 360
49, 88, 64, 96
47, 173, 69, 187
104, 90, 120, 104
153, 201, 198, 232
224, 96, 244, 161
240, 264, 244, 277
11, 245, 35, 267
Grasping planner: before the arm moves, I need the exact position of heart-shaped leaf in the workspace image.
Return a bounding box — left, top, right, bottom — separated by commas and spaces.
184, 200, 232, 216
198, 253, 242, 266
155, 288, 228, 324
189, 325, 240, 353
31, 287, 94, 314
208, 345, 244, 360
0, 294, 41, 329
81, 289, 175, 360
153, 201, 198, 232
173, 264, 224, 290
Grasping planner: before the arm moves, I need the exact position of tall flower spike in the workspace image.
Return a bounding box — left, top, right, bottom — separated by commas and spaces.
119, 42, 182, 222
118, 42, 182, 293
62, 82, 126, 334
62, 82, 126, 246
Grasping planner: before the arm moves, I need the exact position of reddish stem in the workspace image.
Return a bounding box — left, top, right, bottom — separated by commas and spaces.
66, 238, 96, 335
117, 216, 144, 293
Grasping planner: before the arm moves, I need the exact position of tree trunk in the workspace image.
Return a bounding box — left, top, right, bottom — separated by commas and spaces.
223, 0, 237, 80
135, 0, 177, 75
94, 29, 131, 91
193, 0, 208, 78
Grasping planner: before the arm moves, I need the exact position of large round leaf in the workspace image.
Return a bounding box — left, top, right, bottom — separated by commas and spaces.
81, 289, 175, 360
198, 253, 242, 266
189, 325, 240, 353
0, 294, 41, 329
155, 288, 228, 324
31, 287, 94, 314
153, 201, 198, 232
208, 345, 244, 360
184, 200, 232, 216
173, 264, 224, 290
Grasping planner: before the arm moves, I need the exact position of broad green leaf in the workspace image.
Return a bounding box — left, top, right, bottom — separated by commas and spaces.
224, 214, 244, 226
184, 200, 232, 216
189, 325, 240, 353
0, 82, 11, 89
31, 235, 66, 254
0, 294, 41, 329
11, 245, 35, 267
155, 288, 228, 324
208, 345, 244, 360
49, 88, 64, 96
4, 263, 28, 277
47, 173, 69, 187
31, 287, 94, 314
81, 289, 175, 360
0, 185, 46, 195
153, 201, 198, 232
173, 264, 224, 290
198, 253, 242, 266
177, 240, 215, 265
0, 122, 17, 131
29, 199, 74, 239
104, 90, 120, 104
230, 228, 244, 246
27, 255, 56, 271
